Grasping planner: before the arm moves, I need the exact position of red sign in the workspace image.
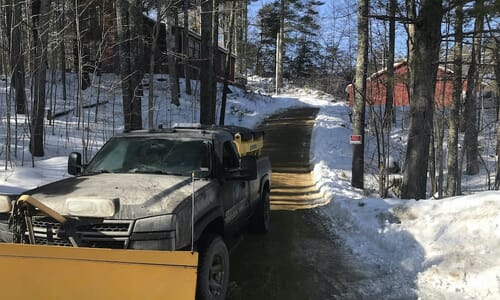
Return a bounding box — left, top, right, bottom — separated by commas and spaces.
350, 135, 362, 145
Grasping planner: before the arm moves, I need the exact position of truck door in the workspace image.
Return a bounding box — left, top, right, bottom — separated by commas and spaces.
221, 141, 250, 230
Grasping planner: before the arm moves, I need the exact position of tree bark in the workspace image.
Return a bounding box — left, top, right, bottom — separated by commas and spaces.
401, 0, 443, 200
351, 0, 369, 189
7, 0, 27, 114
148, 0, 161, 129
378, 0, 396, 197
116, 0, 143, 131
463, 0, 483, 175
220, 1, 236, 125
200, 0, 217, 125
30, 0, 50, 157
165, 3, 180, 106
183, 0, 192, 95
275, 0, 285, 94
494, 40, 500, 189
429, 129, 436, 197
446, 2, 463, 196
385, 0, 396, 126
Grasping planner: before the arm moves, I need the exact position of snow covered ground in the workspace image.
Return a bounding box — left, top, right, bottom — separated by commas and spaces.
1, 74, 499, 299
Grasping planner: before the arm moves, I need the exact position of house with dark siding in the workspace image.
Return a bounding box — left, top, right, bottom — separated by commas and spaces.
76, 0, 235, 81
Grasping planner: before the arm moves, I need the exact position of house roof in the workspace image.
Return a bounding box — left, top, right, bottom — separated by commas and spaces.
369, 61, 454, 81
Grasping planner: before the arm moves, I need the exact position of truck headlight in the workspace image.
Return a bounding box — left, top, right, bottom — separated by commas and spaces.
0, 195, 13, 213
133, 214, 176, 233
63, 197, 119, 217
130, 214, 177, 250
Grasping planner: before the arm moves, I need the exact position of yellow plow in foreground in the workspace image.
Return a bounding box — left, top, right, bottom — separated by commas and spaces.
0, 196, 198, 300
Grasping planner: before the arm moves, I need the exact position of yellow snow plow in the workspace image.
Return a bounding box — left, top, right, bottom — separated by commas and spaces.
231, 127, 264, 157
0, 195, 198, 300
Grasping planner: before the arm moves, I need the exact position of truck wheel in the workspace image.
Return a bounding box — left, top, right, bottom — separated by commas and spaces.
251, 188, 270, 233
196, 235, 229, 300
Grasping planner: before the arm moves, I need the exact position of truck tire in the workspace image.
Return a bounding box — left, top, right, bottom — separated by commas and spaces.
251, 187, 270, 233
196, 235, 230, 300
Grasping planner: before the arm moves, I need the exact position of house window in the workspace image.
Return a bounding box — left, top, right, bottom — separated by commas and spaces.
188, 38, 200, 59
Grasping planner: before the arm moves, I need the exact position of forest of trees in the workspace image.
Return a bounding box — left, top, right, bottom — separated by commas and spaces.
351, 0, 500, 200
0, 0, 499, 200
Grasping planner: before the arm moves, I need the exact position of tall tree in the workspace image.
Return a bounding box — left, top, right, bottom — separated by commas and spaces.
384, 0, 396, 127
30, 0, 51, 157
6, 0, 27, 114
288, 0, 323, 84
200, 0, 217, 124
275, 0, 284, 94
446, 1, 463, 196
115, 0, 143, 131
351, 0, 368, 189
255, 2, 280, 76
463, 0, 484, 175
148, 0, 161, 129
164, 1, 180, 106
378, 0, 396, 197
220, 0, 236, 125
401, 0, 444, 199
494, 34, 500, 189
235, 0, 250, 79
182, 0, 192, 95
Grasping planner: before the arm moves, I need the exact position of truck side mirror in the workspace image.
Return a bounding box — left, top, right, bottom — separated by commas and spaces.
68, 152, 83, 176
225, 156, 257, 181
239, 156, 258, 180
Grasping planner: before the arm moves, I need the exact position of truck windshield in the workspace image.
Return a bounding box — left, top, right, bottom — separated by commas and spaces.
86, 137, 211, 177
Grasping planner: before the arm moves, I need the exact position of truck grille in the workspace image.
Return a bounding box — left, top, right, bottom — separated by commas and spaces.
29, 217, 133, 249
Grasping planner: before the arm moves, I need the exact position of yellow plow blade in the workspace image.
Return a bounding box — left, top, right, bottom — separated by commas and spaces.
0, 243, 198, 300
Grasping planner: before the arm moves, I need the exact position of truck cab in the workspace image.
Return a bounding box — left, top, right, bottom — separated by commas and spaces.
0, 125, 271, 299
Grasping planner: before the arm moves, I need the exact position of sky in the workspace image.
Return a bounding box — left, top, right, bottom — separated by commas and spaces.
1, 71, 499, 298
249, 0, 409, 64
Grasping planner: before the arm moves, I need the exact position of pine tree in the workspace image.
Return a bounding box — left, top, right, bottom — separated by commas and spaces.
288, 0, 323, 82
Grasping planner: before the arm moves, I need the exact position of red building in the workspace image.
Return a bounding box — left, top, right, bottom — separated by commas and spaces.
346, 61, 466, 108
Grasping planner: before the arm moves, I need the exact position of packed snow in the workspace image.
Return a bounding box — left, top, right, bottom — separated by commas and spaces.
0, 73, 499, 299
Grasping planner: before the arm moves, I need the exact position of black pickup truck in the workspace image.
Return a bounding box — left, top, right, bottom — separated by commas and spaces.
0, 125, 271, 299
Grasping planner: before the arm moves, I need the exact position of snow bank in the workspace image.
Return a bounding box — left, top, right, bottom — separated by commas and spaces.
310, 97, 500, 299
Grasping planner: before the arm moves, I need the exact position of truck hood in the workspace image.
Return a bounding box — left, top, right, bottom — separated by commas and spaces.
27, 174, 211, 219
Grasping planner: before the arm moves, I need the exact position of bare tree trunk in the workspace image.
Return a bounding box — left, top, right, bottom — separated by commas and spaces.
384, 0, 396, 126
129, 0, 144, 126
429, 129, 436, 197
116, 0, 133, 131
403, 0, 417, 106
235, 0, 248, 78
74, 0, 84, 131
116, 0, 143, 131
401, 0, 443, 199
275, 0, 285, 94
494, 40, 500, 189
463, 0, 483, 175
2, 39, 12, 168
183, 0, 192, 95
351, 0, 368, 189
446, 2, 463, 196
378, 0, 396, 197
220, 1, 235, 125
7, 0, 27, 114
30, 0, 50, 157
60, 0, 67, 103
200, 0, 217, 125
165, 3, 180, 106
148, 0, 161, 129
